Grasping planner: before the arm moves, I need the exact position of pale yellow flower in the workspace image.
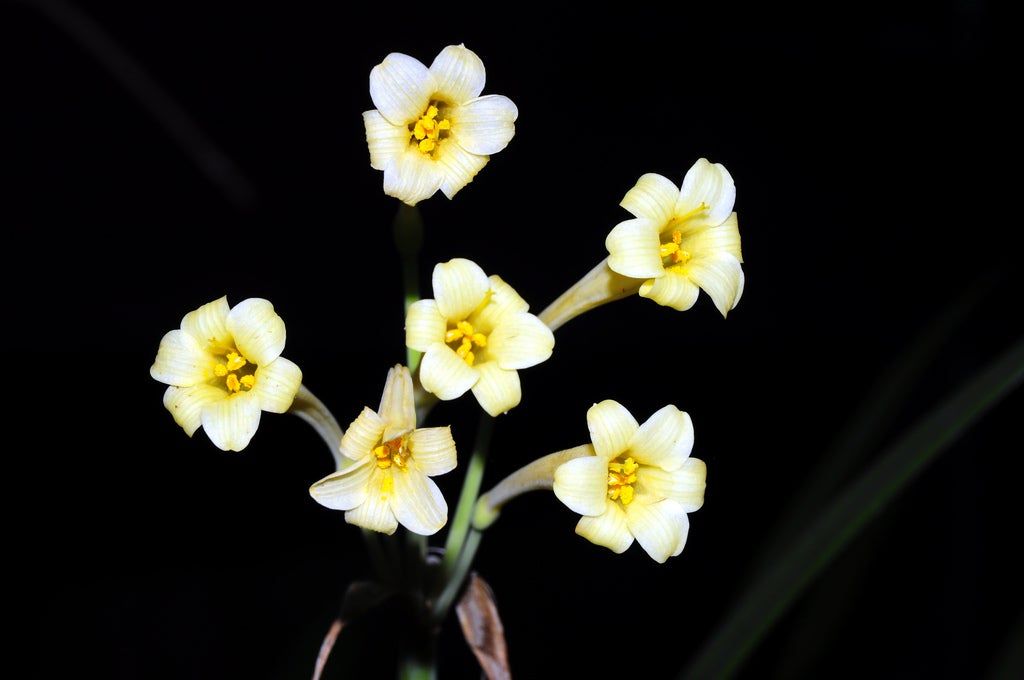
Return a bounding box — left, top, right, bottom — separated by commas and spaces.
309, 365, 456, 535
150, 297, 302, 452
605, 158, 744, 316
553, 400, 706, 563
363, 44, 518, 205
406, 258, 555, 416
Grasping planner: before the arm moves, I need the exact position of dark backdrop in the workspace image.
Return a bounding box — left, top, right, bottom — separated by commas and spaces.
9, 1, 1019, 678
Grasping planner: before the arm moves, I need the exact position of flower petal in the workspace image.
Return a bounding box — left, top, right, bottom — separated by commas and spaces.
363, 109, 411, 171
150, 329, 216, 387
620, 173, 679, 224
683, 212, 743, 263
625, 499, 689, 563
553, 455, 610, 516
368, 52, 434, 126
451, 95, 518, 155
409, 426, 457, 476
470, 275, 529, 333
163, 384, 226, 436
391, 469, 448, 535
429, 44, 486, 103
470, 361, 521, 416
420, 343, 479, 400
200, 392, 261, 452
309, 456, 374, 511
378, 365, 415, 440
436, 140, 489, 199
587, 400, 639, 460
605, 217, 663, 279
340, 407, 385, 461
383, 148, 444, 206
638, 270, 700, 311
180, 296, 232, 351
226, 298, 286, 366
629, 405, 693, 472
432, 258, 490, 321
252, 356, 302, 414
345, 469, 398, 535
638, 458, 706, 511
685, 252, 745, 318
575, 502, 633, 554
406, 299, 447, 352
677, 158, 736, 226
488, 312, 555, 370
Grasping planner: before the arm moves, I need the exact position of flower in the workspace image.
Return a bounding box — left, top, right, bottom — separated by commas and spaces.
309, 365, 456, 535
553, 400, 706, 563
605, 158, 744, 316
363, 44, 518, 206
150, 296, 302, 452
406, 258, 555, 416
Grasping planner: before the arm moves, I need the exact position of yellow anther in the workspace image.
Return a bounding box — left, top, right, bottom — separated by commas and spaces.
410, 103, 451, 155
465, 350, 475, 366
608, 487, 621, 501
471, 333, 488, 347
445, 329, 464, 343
240, 375, 256, 390
674, 249, 692, 265
672, 230, 683, 245
214, 364, 228, 377
607, 456, 639, 506
226, 374, 241, 392
437, 119, 451, 130
456, 338, 472, 358
619, 485, 635, 505
622, 458, 638, 474
226, 352, 247, 371
426, 105, 439, 119
457, 321, 475, 336
660, 242, 680, 258
413, 121, 427, 140
419, 138, 436, 153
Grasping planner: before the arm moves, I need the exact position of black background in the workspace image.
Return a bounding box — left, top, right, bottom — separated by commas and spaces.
9, 1, 1020, 678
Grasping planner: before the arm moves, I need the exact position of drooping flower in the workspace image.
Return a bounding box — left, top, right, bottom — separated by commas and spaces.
309, 365, 456, 536
150, 296, 302, 452
605, 158, 744, 316
406, 258, 555, 416
553, 400, 706, 563
363, 44, 518, 205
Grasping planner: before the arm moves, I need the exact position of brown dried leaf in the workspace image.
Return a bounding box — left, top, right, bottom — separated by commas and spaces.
456, 572, 511, 680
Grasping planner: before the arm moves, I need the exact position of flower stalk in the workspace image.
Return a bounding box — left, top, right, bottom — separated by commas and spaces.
538, 259, 641, 332
394, 204, 425, 373
289, 384, 347, 470
441, 413, 494, 577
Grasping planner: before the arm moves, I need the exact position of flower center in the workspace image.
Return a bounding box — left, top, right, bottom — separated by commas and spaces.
659, 230, 692, 268
409, 102, 451, 155
373, 435, 411, 470
212, 350, 256, 394
607, 456, 639, 505
445, 320, 488, 367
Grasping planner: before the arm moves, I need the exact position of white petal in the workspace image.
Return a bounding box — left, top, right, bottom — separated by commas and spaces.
630, 405, 693, 472
638, 270, 700, 311
383, 148, 443, 206
685, 252, 745, 318
226, 298, 286, 366
587, 400, 639, 460
391, 469, 448, 535
340, 407, 385, 461
470, 361, 521, 416
487, 312, 554, 370
150, 329, 216, 387
432, 258, 490, 321
180, 296, 232, 351
378, 365, 415, 440
409, 426, 457, 476
406, 299, 447, 352
309, 456, 373, 511
553, 456, 610, 516
368, 52, 434, 126
626, 499, 689, 563
638, 458, 706, 512
683, 212, 743, 263
620, 173, 679, 223
200, 392, 262, 452
363, 109, 411, 171
470, 275, 529, 333
575, 502, 633, 554
163, 384, 226, 436
677, 158, 736, 226
429, 44, 486, 103
345, 469, 398, 535
436, 140, 489, 199
252, 356, 302, 414
605, 217, 663, 279
451, 95, 518, 155
419, 343, 479, 400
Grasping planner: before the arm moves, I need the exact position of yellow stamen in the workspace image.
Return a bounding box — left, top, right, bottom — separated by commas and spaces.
471, 333, 488, 347
239, 375, 256, 389
457, 321, 475, 336
607, 456, 639, 506
373, 436, 410, 470
659, 242, 680, 258
447, 320, 487, 367
225, 352, 246, 371
226, 374, 241, 392
409, 102, 452, 156
419, 138, 436, 153
445, 328, 464, 343
214, 364, 228, 377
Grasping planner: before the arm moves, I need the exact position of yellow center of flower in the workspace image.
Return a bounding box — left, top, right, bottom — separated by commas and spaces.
212, 350, 256, 394
410, 102, 452, 155
607, 456, 639, 505
373, 435, 411, 470
445, 320, 488, 367
659, 230, 692, 267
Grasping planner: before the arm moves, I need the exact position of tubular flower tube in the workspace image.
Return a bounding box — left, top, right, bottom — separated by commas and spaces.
309, 365, 457, 536
363, 44, 519, 205
605, 158, 744, 316
553, 400, 707, 563
406, 258, 555, 416
150, 296, 302, 452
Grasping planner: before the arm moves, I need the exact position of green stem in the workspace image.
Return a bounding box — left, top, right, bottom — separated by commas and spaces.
441, 414, 494, 578
431, 528, 481, 623
393, 204, 424, 373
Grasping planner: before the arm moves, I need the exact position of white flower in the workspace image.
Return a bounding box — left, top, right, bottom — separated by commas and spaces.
151, 296, 302, 452
363, 44, 518, 205
309, 365, 457, 536
553, 400, 706, 563
605, 158, 744, 316
406, 258, 555, 416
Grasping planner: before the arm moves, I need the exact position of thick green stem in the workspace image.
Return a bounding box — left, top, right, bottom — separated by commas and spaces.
431, 528, 481, 623
394, 204, 424, 373
441, 414, 494, 578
